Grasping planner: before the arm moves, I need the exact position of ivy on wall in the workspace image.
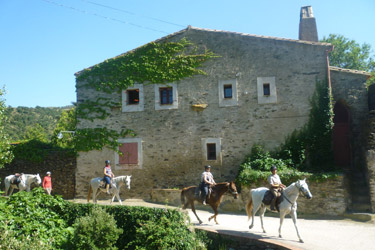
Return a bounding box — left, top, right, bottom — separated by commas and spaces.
75, 38, 217, 152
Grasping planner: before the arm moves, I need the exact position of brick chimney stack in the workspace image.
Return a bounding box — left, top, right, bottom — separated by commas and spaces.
299, 6, 318, 42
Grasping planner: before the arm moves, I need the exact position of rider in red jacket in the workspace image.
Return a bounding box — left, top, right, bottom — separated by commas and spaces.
42, 171, 52, 195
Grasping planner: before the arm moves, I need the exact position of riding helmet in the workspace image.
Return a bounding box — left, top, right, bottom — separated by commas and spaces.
270, 165, 277, 171
105, 160, 110, 165
46, 171, 51, 175
205, 165, 211, 169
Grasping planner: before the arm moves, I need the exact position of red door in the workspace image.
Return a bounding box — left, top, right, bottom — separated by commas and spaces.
333, 103, 351, 167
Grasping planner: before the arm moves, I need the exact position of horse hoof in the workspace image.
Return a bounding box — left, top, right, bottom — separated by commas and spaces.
299, 239, 304, 243
199, 221, 203, 224
279, 235, 282, 238
263, 230, 266, 233
249, 225, 253, 229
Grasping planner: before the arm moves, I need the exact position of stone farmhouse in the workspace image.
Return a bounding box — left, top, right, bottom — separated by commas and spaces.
75, 6, 374, 213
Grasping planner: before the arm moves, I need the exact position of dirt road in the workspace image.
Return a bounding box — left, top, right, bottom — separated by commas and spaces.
73, 199, 375, 250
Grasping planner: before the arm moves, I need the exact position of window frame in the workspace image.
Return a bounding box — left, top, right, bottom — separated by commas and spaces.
122, 84, 144, 112
154, 83, 178, 110
257, 77, 277, 104
115, 138, 143, 170
218, 79, 238, 107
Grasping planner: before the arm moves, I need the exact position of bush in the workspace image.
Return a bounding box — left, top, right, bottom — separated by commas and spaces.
65, 206, 123, 250
2, 188, 70, 248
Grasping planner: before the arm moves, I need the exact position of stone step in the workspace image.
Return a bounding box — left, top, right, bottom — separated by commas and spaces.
351, 203, 372, 213
344, 212, 375, 222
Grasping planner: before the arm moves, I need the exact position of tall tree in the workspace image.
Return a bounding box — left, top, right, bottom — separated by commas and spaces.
51, 108, 76, 148
321, 34, 375, 72
0, 87, 14, 168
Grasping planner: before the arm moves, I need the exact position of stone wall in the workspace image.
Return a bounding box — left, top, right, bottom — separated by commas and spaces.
365, 112, 375, 212
0, 151, 76, 199
151, 176, 349, 216
75, 27, 331, 199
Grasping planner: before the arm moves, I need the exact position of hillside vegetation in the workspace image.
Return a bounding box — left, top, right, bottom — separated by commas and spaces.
5, 106, 73, 142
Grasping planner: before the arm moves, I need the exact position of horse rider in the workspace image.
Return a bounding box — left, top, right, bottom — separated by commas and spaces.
268, 165, 286, 211
11, 173, 23, 186
104, 160, 115, 194
200, 165, 216, 205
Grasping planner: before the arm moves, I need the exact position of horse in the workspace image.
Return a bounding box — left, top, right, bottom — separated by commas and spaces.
246, 179, 312, 243
4, 174, 42, 196
181, 181, 239, 224
87, 175, 131, 205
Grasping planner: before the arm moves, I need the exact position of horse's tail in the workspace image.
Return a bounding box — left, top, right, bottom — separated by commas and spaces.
180, 189, 186, 209
246, 190, 253, 220
87, 184, 92, 202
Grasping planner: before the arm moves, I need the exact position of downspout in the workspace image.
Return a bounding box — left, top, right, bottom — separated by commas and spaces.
326, 45, 334, 95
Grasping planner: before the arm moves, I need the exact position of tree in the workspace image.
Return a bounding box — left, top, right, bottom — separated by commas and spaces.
321, 34, 375, 72
0, 87, 14, 168
51, 108, 76, 148
22, 123, 48, 142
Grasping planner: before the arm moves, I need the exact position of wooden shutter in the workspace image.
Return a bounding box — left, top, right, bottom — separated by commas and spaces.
119, 142, 138, 164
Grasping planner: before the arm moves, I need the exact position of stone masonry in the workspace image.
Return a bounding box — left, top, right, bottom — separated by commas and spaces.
75, 27, 331, 199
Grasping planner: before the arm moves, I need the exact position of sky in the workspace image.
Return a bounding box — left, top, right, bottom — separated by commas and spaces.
1, 0, 374, 108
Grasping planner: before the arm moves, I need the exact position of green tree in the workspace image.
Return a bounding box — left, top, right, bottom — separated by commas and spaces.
321, 34, 375, 72
52, 108, 76, 148
0, 87, 14, 168
22, 123, 48, 142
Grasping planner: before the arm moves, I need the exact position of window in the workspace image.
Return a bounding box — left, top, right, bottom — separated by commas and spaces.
127, 89, 139, 104
160, 87, 173, 104
224, 85, 233, 99
218, 79, 238, 107
119, 142, 138, 164
122, 84, 144, 112
257, 77, 277, 104
154, 83, 178, 110
207, 143, 217, 160
202, 138, 221, 162
115, 138, 143, 170
263, 83, 270, 96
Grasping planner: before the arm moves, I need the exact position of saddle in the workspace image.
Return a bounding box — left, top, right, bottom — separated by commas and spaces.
10, 175, 22, 186
99, 179, 112, 189
262, 189, 283, 212
194, 185, 213, 201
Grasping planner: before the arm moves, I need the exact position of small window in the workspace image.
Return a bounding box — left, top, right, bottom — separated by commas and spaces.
263, 83, 270, 96
160, 87, 173, 105
127, 89, 139, 105
119, 142, 138, 164
207, 143, 217, 160
224, 85, 233, 99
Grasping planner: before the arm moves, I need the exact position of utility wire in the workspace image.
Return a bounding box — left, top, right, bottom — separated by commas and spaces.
81, 0, 185, 28
41, 0, 172, 34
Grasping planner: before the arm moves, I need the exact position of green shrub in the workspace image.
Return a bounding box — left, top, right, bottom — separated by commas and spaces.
65, 206, 123, 250
1, 188, 71, 248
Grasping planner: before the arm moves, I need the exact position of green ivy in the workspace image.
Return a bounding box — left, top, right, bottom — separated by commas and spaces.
75, 38, 217, 153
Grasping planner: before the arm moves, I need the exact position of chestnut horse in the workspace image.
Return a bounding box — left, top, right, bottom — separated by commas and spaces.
181, 181, 238, 224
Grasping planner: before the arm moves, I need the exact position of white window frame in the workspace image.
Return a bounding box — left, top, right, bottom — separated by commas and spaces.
154, 83, 178, 110
115, 138, 143, 170
257, 77, 277, 104
122, 84, 144, 112
218, 79, 238, 107
202, 138, 221, 161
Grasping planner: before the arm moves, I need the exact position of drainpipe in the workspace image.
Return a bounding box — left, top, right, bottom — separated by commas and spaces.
326, 45, 334, 95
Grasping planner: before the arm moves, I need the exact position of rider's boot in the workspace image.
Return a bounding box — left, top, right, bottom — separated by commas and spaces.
270, 198, 277, 211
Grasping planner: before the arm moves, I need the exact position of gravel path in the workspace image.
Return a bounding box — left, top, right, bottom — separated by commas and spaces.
72, 199, 375, 250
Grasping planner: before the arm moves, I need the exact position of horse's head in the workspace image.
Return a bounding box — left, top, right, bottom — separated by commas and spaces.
228, 181, 239, 199
35, 174, 42, 185
296, 179, 312, 199
125, 175, 131, 190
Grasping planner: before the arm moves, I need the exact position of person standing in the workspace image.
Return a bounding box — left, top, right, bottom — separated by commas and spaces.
104, 160, 115, 194
268, 165, 286, 211
200, 165, 216, 205
42, 171, 52, 195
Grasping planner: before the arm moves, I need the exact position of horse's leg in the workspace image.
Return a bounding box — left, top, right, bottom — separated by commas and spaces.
93, 188, 98, 204
249, 202, 261, 230
191, 202, 203, 224
208, 205, 219, 224
4, 184, 9, 196
278, 210, 287, 239
290, 208, 303, 243
259, 205, 267, 233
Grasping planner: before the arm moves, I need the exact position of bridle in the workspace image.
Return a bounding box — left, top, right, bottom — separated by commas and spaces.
282, 181, 310, 205
228, 183, 238, 196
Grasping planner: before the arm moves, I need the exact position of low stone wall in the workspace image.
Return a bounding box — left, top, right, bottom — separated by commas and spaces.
150, 176, 349, 216
0, 151, 76, 199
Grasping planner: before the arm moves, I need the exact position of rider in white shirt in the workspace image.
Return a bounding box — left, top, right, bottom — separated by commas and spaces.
268, 165, 286, 211
200, 165, 216, 205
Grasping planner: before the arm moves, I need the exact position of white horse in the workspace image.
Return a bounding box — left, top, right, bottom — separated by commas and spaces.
87, 175, 131, 205
246, 179, 312, 243
4, 174, 42, 196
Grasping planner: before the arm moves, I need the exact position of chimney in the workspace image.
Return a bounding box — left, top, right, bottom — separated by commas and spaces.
299, 6, 318, 42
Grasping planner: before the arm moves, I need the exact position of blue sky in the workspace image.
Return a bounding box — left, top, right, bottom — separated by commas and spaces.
1, 0, 374, 107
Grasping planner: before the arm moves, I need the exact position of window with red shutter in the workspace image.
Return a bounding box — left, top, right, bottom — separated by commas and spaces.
119, 142, 138, 165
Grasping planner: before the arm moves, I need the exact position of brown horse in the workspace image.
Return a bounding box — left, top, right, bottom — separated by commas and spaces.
181, 181, 238, 224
